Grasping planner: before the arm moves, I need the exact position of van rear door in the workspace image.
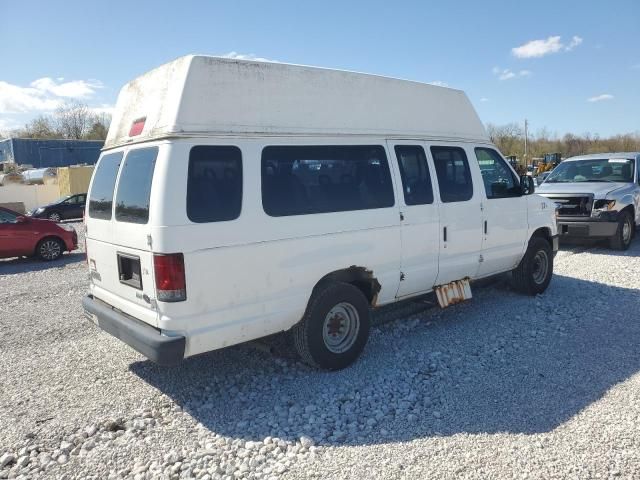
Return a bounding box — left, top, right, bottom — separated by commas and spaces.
86, 146, 160, 327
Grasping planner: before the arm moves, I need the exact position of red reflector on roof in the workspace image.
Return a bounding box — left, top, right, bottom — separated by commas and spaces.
129, 117, 146, 136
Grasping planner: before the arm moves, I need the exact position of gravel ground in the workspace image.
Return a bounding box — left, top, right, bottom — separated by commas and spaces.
1, 223, 639, 479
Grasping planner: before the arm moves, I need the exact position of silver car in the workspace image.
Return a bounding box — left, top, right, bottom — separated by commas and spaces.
537, 152, 640, 250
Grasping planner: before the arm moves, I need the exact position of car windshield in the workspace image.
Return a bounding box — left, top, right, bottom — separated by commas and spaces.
54, 195, 72, 203
545, 158, 635, 183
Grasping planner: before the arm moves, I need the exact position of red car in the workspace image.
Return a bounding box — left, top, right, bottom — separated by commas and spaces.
0, 206, 78, 261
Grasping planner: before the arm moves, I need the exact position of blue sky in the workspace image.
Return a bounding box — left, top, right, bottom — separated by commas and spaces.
1, 0, 638, 137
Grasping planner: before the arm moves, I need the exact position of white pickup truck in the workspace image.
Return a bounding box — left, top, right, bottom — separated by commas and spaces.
538, 153, 640, 250
82, 55, 559, 370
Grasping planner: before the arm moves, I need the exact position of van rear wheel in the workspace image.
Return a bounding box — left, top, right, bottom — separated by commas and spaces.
292, 282, 370, 370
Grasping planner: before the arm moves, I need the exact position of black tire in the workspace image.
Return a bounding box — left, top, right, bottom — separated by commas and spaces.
512, 236, 553, 295
36, 237, 64, 261
609, 210, 634, 250
48, 212, 62, 222
292, 282, 371, 370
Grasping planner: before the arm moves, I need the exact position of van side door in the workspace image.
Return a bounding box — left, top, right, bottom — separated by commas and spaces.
474, 146, 528, 276
387, 141, 439, 297
428, 143, 483, 284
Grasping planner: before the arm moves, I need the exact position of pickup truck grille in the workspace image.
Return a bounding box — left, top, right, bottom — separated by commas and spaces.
541, 194, 593, 217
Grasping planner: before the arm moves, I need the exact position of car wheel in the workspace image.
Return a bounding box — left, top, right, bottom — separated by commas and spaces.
511, 236, 553, 295
292, 282, 371, 370
48, 212, 62, 222
37, 237, 64, 261
609, 210, 634, 250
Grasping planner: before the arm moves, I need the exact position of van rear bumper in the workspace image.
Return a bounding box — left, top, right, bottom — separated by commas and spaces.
82, 294, 185, 366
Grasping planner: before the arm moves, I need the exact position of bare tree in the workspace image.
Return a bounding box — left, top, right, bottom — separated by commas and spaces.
17, 115, 58, 139
55, 101, 93, 139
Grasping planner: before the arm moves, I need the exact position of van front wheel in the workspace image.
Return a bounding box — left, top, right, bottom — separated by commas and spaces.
511, 236, 553, 295
293, 282, 370, 370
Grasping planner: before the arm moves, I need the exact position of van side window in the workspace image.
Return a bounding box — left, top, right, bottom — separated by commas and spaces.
187, 146, 242, 223
261, 145, 394, 217
430, 146, 473, 203
114, 147, 158, 224
474, 147, 520, 199
88, 152, 124, 220
394, 145, 434, 205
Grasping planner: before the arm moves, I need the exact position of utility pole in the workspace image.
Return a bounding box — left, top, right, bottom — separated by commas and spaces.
524, 118, 528, 167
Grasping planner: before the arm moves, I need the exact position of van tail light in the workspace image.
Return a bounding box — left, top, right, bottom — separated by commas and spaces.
153, 253, 187, 302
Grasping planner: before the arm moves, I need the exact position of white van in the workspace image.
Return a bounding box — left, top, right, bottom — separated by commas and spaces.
83, 55, 558, 370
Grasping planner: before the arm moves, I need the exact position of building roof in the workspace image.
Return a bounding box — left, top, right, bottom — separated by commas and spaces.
105, 55, 488, 148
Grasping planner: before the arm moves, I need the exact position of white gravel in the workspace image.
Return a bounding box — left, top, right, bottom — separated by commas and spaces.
1, 224, 639, 479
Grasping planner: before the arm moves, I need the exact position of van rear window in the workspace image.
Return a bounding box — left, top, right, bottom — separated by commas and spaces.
88, 152, 124, 220
187, 146, 243, 223
115, 147, 158, 224
261, 145, 394, 217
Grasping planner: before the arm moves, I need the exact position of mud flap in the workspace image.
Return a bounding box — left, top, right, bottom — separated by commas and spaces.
434, 278, 472, 308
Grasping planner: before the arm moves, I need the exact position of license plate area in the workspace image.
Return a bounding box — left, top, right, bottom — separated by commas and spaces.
117, 252, 143, 290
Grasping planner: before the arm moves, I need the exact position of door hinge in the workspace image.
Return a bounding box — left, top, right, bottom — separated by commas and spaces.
480, 202, 484, 212
399, 211, 405, 221
479, 254, 484, 263
146, 235, 153, 248
400, 272, 406, 281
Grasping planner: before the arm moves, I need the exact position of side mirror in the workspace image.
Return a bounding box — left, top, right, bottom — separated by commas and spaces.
520, 175, 535, 195
16, 216, 28, 223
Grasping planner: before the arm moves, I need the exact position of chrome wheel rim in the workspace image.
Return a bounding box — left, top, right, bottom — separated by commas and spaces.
622, 218, 632, 244
532, 250, 549, 285
40, 240, 61, 260
49, 213, 61, 222
322, 302, 360, 354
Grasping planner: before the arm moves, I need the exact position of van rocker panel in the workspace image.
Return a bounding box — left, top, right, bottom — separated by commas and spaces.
83, 294, 185, 365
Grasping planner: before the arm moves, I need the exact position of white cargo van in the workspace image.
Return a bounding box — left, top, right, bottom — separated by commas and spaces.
83, 55, 558, 370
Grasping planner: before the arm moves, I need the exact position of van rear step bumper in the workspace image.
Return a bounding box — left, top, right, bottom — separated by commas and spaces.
82, 294, 185, 366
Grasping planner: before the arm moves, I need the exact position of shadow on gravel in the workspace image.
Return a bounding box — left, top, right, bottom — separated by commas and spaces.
0, 252, 84, 275
130, 271, 640, 447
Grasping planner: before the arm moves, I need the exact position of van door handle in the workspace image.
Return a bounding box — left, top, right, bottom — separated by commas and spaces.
484, 220, 487, 234
443, 226, 447, 242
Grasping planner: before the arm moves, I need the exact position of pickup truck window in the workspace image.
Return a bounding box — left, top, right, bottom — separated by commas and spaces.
431, 146, 473, 203
546, 158, 635, 183
474, 148, 521, 199
394, 145, 434, 205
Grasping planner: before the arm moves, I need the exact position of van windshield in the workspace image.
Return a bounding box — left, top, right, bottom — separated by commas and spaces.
545, 158, 634, 183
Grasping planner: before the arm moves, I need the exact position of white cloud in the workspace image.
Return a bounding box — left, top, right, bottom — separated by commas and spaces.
428, 81, 449, 87
89, 104, 115, 116
587, 94, 614, 103
0, 117, 23, 134
512, 35, 583, 58
30, 78, 102, 98
493, 67, 531, 81
222, 51, 277, 62
480, 97, 489, 102
0, 77, 103, 114
632, 64, 640, 70
565, 36, 583, 51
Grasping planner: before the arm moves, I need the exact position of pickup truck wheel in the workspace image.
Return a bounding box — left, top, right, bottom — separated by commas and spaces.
36, 237, 64, 261
512, 237, 553, 295
609, 210, 634, 250
292, 282, 370, 370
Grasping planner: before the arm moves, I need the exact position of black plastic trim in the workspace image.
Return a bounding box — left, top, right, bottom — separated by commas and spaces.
82, 294, 185, 366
